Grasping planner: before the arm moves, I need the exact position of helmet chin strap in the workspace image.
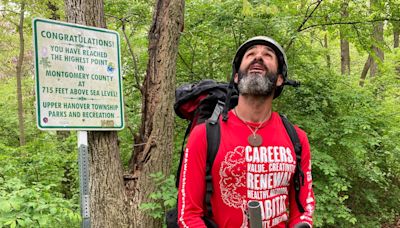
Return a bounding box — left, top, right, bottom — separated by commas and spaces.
284, 79, 301, 87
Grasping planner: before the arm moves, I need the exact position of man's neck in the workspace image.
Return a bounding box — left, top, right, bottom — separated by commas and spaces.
235, 94, 273, 123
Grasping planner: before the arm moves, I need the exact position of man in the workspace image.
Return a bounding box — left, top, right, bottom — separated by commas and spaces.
178, 36, 315, 228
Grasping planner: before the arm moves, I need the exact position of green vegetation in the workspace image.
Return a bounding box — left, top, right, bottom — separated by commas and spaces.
0, 79, 80, 226
1, 0, 399, 227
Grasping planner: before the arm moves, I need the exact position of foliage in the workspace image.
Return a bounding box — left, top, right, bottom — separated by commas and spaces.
276, 54, 400, 226
139, 172, 177, 220
1, 0, 400, 227
0, 78, 37, 147
0, 76, 80, 226
172, 0, 400, 227
0, 131, 80, 227
0, 177, 80, 227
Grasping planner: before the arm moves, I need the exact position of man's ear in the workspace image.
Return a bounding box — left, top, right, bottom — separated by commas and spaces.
276, 74, 284, 86
234, 73, 239, 83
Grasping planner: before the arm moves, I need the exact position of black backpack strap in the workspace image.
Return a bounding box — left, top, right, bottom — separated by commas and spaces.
204, 101, 223, 219
280, 114, 305, 213
205, 121, 220, 217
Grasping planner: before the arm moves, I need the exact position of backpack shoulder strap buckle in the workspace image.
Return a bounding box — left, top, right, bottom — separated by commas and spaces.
208, 100, 225, 124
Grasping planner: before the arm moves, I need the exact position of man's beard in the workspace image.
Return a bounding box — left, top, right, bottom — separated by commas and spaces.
237, 68, 279, 97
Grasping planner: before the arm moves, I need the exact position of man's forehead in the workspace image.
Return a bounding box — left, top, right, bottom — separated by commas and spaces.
245, 44, 275, 53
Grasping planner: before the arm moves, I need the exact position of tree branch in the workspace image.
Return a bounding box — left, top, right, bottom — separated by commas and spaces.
352, 24, 368, 51
0, 9, 19, 15
121, 18, 142, 93
300, 17, 400, 32
360, 55, 372, 87
181, 33, 197, 81
285, 0, 323, 50
105, 13, 143, 93
178, 51, 195, 78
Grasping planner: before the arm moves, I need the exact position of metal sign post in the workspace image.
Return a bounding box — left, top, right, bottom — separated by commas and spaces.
78, 131, 90, 228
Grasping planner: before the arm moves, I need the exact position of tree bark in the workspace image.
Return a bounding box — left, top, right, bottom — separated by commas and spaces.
394, 21, 399, 48
47, 1, 60, 20
88, 132, 129, 227
394, 22, 400, 76
340, 1, 350, 75
359, 0, 384, 84
65, 0, 129, 227
126, 0, 184, 227
360, 55, 372, 86
369, 0, 384, 77
340, 37, 350, 75
370, 21, 384, 77
16, 1, 25, 146
323, 27, 331, 70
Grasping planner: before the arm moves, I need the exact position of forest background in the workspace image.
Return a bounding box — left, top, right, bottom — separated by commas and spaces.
0, 0, 399, 227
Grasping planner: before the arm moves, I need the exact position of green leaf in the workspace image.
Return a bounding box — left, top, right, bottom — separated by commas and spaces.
0, 200, 12, 212
17, 219, 26, 226
10, 220, 17, 228
50, 207, 57, 214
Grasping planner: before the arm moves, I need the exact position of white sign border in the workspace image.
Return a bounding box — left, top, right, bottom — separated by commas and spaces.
33, 18, 125, 131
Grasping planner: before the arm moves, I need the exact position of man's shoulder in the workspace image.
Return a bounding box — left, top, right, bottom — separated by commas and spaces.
189, 122, 207, 137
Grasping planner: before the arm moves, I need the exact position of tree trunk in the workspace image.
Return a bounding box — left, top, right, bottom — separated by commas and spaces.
47, 1, 60, 20
340, 37, 350, 75
323, 24, 331, 69
360, 55, 372, 86
16, 1, 25, 146
64, 0, 129, 227
359, 0, 384, 84
390, 0, 399, 49
88, 132, 129, 227
56, 131, 70, 139
394, 21, 399, 48
126, 0, 184, 227
340, 1, 350, 75
394, 22, 400, 76
370, 20, 384, 77
369, 0, 384, 77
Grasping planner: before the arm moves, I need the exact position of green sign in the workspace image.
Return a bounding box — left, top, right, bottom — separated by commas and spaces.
33, 18, 124, 130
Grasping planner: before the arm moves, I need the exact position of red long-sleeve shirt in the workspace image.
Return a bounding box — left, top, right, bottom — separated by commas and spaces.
178, 111, 315, 228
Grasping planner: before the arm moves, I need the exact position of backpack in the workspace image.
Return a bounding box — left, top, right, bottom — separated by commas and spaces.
166, 79, 305, 228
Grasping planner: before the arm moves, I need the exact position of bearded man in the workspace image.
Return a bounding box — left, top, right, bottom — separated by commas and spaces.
177, 36, 315, 228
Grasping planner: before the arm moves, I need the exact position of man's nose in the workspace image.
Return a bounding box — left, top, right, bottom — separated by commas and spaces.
252, 53, 263, 63
254, 52, 263, 61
